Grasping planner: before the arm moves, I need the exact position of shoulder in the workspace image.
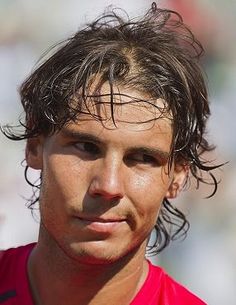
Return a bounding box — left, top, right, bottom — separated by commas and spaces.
0, 243, 36, 278
148, 262, 207, 305
0, 243, 35, 303
0, 243, 35, 261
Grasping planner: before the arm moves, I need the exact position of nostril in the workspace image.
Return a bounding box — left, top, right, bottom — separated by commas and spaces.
89, 188, 124, 201
88, 177, 124, 200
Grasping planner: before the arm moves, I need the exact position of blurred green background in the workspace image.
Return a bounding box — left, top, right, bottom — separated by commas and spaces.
0, 0, 235, 304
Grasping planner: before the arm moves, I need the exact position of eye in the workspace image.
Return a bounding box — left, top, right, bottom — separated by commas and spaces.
127, 153, 159, 166
74, 142, 100, 155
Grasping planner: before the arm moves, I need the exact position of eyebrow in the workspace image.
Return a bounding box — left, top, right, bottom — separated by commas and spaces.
61, 129, 102, 144
61, 129, 170, 160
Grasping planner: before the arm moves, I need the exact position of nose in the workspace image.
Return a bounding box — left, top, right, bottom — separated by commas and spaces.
88, 154, 125, 201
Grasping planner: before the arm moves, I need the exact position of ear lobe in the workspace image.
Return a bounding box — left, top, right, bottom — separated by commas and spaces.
166, 163, 189, 199
25, 137, 43, 170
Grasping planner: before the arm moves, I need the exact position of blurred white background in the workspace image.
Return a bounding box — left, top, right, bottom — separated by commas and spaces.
0, 1, 235, 304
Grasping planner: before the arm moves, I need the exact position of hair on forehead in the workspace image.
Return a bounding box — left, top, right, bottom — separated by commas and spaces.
71, 80, 172, 127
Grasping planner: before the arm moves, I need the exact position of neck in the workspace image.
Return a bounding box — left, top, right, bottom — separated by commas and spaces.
28, 228, 149, 305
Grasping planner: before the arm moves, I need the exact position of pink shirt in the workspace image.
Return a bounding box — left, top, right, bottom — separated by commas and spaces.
0, 244, 207, 305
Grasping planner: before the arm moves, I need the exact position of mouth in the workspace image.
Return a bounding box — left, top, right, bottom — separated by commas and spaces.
75, 216, 127, 233
78, 216, 126, 223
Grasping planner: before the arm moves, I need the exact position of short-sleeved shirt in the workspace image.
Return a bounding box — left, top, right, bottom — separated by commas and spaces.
0, 244, 207, 305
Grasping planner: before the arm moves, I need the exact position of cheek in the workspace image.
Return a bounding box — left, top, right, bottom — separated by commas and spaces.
39, 155, 87, 228
129, 167, 172, 200
128, 168, 172, 223
41, 154, 89, 200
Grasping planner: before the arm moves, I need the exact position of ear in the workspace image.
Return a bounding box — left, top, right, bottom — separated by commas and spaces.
25, 137, 44, 170
166, 163, 189, 199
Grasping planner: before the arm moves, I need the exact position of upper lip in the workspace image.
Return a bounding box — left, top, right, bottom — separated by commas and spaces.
76, 216, 126, 223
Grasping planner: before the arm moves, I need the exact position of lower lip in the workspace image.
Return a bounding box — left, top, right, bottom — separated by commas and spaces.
77, 218, 125, 233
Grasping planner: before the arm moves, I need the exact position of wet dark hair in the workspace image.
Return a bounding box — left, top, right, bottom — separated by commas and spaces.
2, 4, 222, 254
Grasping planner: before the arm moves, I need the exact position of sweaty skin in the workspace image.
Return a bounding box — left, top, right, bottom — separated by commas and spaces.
26, 85, 187, 305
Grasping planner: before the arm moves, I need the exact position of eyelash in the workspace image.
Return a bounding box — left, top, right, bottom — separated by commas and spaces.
126, 154, 160, 166
74, 142, 100, 155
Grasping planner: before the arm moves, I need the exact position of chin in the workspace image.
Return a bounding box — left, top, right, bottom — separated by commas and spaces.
66, 240, 139, 266
67, 241, 119, 264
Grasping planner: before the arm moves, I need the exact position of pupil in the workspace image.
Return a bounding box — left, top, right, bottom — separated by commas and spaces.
85, 142, 98, 154
143, 155, 153, 162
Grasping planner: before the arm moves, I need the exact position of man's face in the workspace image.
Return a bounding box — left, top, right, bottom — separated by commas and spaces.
27, 86, 186, 264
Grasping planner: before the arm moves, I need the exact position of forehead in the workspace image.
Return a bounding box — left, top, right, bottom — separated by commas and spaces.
74, 82, 172, 131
